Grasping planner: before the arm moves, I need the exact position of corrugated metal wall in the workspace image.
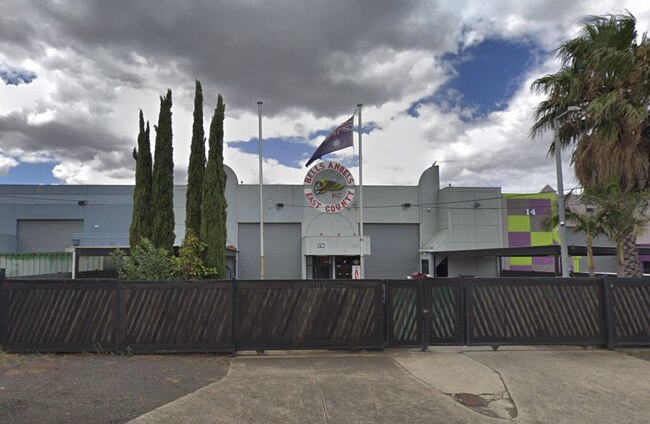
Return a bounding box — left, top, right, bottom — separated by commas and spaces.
16, 220, 84, 253
0, 253, 105, 278
364, 224, 419, 279
238, 223, 302, 279
0, 253, 71, 277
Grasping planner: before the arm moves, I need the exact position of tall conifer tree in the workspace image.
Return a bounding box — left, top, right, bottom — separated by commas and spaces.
151, 89, 175, 254
185, 80, 205, 237
129, 110, 152, 248
201, 95, 227, 276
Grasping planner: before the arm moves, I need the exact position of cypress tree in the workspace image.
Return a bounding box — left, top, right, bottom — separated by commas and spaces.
129, 110, 152, 248
201, 95, 227, 276
185, 80, 205, 237
151, 89, 175, 254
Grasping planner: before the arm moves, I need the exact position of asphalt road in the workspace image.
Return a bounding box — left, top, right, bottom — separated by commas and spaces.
0, 353, 230, 424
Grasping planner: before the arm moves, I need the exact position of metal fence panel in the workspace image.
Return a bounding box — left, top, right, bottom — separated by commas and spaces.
0, 280, 116, 352
385, 280, 421, 347
609, 279, 650, 346
235, 280, 383, 349
426, 278, 463, 344
2, 277, 649, 353
465, 278, 605, 345
122, 281, 233, 353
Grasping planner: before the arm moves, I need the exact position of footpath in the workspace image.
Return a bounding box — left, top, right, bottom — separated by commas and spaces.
129, 347, 650, 424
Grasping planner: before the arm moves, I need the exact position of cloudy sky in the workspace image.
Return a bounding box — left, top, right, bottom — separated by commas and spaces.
1, 0, 649, 193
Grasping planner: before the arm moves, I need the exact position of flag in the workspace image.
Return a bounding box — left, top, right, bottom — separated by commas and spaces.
305, 114, 355, 167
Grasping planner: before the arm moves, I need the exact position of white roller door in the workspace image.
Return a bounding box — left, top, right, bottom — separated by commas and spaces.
364, 224, 419, 279
238, 223, 301, 279
17, 220, 84, 253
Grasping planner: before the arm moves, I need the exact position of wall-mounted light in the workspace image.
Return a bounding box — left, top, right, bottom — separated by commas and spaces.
276, 202, 284, 209
402, 202, 411, 208
474, 202, 481, 209
72, 239, 80, 246
78, 200, 87, 206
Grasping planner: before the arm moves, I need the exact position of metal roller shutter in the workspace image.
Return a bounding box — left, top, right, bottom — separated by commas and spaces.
17, 220, 84, 253
364, 224, 419, 279
238, 223, 301, 279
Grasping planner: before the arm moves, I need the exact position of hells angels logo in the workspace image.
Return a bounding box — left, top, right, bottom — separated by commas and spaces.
304, 161, 355, 213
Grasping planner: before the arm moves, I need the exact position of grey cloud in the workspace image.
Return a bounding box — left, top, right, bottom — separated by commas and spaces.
48, 0, 460, 116
0, 112, 132, 162
0, 0, 614, 187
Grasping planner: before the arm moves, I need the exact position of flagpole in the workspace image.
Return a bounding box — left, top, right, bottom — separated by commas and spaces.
357, 104, 365, 279
257, 101, 265, 280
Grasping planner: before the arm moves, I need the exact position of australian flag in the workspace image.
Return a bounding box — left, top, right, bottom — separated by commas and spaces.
305, 114, 355, 167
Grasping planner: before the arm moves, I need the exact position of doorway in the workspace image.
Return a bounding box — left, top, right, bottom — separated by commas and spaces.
307, 255, 360, 279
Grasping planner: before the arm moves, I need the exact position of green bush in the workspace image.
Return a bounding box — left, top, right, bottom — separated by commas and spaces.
112, 234, 217, 281
170, 231, 218, 280
112, 238, 171, 280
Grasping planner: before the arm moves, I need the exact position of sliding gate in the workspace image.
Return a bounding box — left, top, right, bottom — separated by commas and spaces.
385, 277, 650, 349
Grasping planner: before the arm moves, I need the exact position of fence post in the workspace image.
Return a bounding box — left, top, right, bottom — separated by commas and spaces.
382, 280, 387, 349
231, 279, 237, 357
0, 280, 6, 349
113, 281, 121, 352
602, 277, 615, 350
462, 276, 471, 346
459, 276, 466, 346
421, 279, 429, 352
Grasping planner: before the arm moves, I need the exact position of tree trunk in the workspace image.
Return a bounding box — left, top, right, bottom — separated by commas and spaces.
616, 241, 625, 277
622, 232, 642, 277
586, 233, 595, 277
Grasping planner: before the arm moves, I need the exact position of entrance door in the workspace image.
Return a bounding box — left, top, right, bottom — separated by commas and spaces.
335, 256, 360, 279
308, 255, 360, 279
312, 256, 332, 279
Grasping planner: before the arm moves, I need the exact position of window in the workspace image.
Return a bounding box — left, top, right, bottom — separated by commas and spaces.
421, 259, 429, 275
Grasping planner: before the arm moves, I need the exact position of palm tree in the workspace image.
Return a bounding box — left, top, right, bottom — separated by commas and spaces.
581, 181, 650, 277
543, 194, 604, 277
531, 13, 650, 277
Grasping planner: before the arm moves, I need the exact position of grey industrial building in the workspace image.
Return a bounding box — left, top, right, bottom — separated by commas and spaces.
0, 164, 508, 279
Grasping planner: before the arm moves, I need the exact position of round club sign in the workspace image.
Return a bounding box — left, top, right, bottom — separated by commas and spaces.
304, 161, 355, 213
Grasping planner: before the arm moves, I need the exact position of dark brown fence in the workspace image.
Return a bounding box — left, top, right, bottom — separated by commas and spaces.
235, 280, 383, 349
608, 279, 650, 347
386, 279, 463, 347
465, 278, 605, 346
0, 280, 116, 352
121, 282, 233, 353
385, 277, 650, 349
1, 277, 649, 353
0, 279, 383, 353
385, 280, 421, 347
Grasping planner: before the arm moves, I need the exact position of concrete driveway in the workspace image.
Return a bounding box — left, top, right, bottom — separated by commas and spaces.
130, 347, 650, 424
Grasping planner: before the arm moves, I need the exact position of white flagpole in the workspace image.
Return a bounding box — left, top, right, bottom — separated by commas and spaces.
257, 101, 265, 280
357, 104, 365, 279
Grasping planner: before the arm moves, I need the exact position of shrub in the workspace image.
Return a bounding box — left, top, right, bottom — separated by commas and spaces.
170, 231, 218, 280
112, 238, 171, 280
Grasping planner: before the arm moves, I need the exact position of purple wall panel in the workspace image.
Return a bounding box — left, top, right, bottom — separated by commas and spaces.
508, 232, 531, 247
532, 256, 554, 266
510, 265, 533, 271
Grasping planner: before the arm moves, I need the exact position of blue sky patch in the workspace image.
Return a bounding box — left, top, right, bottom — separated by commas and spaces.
228, 137, 314, 167
409, 39, 541, 118
229, 122, 378, 167
0, 162, 59, 184
0, 66, 37, 86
